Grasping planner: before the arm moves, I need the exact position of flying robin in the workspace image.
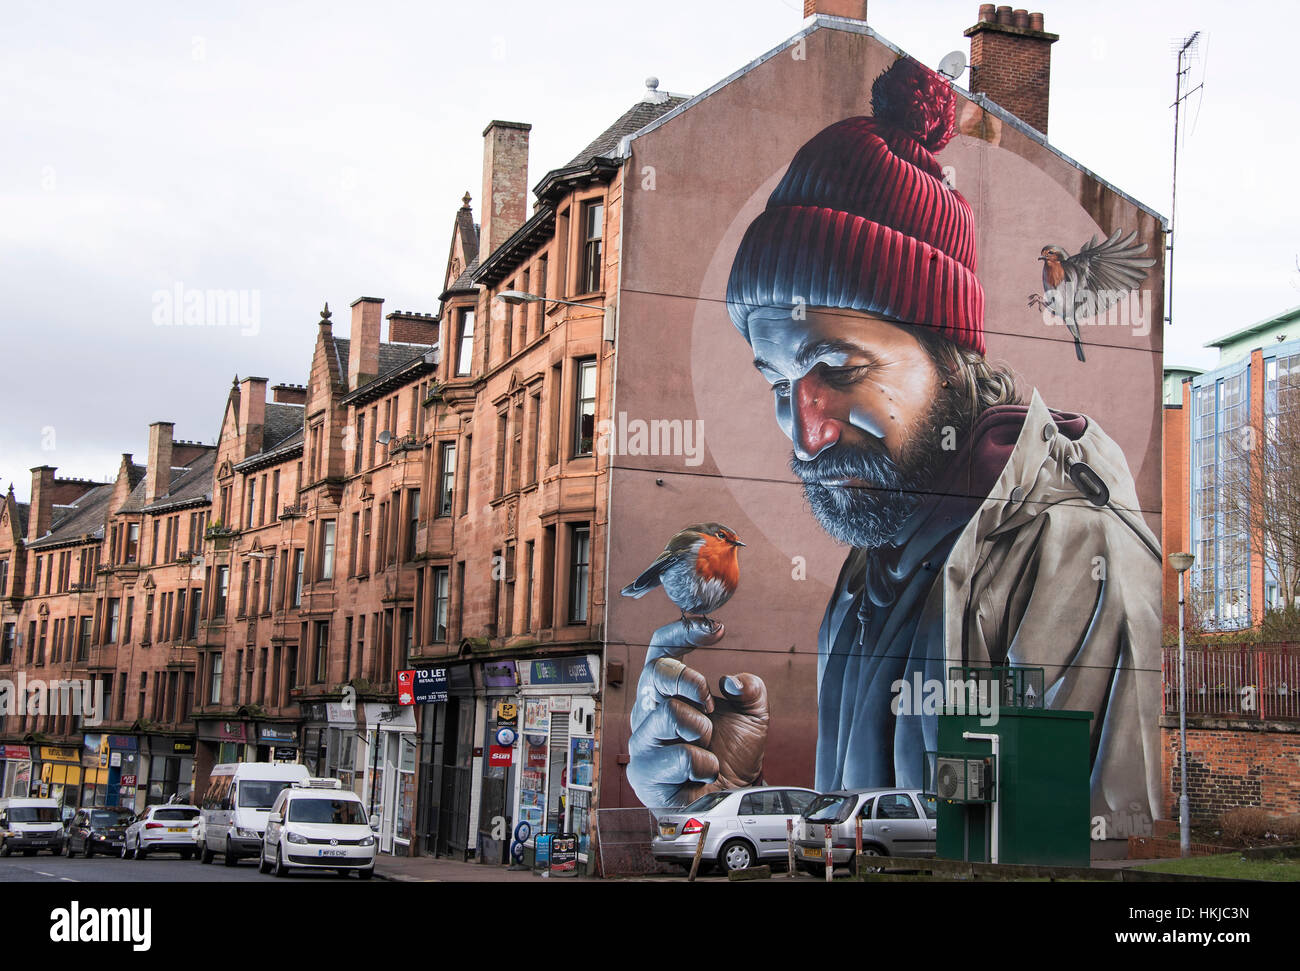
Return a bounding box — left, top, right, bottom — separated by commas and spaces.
620, 523, 744, 631
1028, 228, 1155, 363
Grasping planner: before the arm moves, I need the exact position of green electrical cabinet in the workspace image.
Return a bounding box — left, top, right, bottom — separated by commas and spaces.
929, 667, 1092, 868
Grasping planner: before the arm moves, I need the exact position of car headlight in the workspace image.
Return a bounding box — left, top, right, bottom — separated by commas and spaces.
359, 835, 375, 847
286, 831, 309, 844
235, 828, 260, 839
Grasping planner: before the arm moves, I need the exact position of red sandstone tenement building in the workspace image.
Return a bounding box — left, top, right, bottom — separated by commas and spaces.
2, 3, 1192, 870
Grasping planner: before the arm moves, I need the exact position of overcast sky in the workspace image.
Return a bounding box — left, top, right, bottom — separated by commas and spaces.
3, 0, 1295, 501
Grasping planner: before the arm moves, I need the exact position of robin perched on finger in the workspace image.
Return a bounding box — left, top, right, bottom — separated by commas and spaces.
621, 522, 745, 631
1027, 228, 1155, 363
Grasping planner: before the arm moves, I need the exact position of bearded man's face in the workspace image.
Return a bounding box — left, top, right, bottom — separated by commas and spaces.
748, 308, 962, 549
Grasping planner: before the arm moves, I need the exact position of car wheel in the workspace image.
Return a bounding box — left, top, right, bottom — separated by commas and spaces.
223, 838, 239, 867
120, 841, 133, 860
135, 840, 147, 861
358, 866, 374, 880
273, 845, 288, 878
719, 838, 756, 873
181, 849, 194, 861
67, 842, 79, 859
53, 843, 65, 857
258, 847, 272, 874
0, 841, 10, 857
200, 841, 214, 865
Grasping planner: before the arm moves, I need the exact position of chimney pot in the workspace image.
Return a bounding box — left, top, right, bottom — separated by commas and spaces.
1012, 8, 1029, 28
803, 0, 867, 19
1029, 11, 1044, 30
966, 5, 1059, 135
996, 5, 1013, 24
978, 3, 996, 21
480, 121, 532, 259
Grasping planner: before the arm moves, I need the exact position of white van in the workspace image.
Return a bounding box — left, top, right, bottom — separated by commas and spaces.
0, 797, 66, 856
197, 763, 310, 866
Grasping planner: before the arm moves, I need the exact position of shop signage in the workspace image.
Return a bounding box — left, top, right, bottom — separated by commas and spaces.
325, 702, 354, 724
259, 727, 296, 745
525, 656, 596, 687
495, 726, 517, 747
496, 701, 517, 725
482, 660, 517, 689
38, 747, 79, 763
109, 752, 122, 768
273, 747, 297, 762
550, 835, 577, 873
487, 745, 513, 767
219, 721, 247, 743
172, 740, 194, 755
0, 745, 32, 760
398, 668, 448, 705
108, 735, 137, 750
120, 775, 137, 787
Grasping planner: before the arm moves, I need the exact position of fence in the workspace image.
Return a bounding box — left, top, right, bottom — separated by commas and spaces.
1162, 644, 1300, 721
593, 807, 677, 877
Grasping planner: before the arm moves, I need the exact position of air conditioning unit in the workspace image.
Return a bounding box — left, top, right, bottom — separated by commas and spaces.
296, 777, 342, 789
935, 757, 987, 802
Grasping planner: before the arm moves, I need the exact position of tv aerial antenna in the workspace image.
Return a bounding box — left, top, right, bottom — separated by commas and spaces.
1167, 31, 1204, 331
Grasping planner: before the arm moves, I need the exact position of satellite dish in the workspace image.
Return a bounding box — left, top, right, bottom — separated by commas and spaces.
938, 50, 967, 80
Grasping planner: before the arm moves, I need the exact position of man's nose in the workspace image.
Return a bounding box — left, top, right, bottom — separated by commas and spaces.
791, 372, 841, 461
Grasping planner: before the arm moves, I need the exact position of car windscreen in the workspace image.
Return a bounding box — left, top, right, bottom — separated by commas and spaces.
9, 807, 61, 823
238, 781, 292, 809
918, 794, 937, 819
153, 807, 199, 821
287, 799, 367, 825
804, 794, 856, 824
90, 810, 133, 828
681, 791, 731, 814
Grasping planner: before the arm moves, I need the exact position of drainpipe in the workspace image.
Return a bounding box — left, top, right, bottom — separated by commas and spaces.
962, 731, 1000, 865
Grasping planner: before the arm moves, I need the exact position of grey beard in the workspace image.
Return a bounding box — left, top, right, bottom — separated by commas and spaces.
791, 396, 964, 549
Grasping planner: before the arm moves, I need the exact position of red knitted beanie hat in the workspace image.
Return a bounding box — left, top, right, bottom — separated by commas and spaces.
726, 56, 985, 355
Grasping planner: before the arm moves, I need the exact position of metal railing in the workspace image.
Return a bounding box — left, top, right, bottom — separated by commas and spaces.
1162, 644, 1300, 721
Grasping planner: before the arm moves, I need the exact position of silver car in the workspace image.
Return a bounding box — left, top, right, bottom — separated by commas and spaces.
651, 786, 818, 873
795, 788, 937, 874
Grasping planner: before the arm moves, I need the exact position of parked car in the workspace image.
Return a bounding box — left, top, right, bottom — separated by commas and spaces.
0, 798, 66, 856
795, 788, 937, 874
651, 786, 819, 873
122, 805, 201, 859
259, 779, 377, 879
66, 807, 134, 858
198, 762, 311, 866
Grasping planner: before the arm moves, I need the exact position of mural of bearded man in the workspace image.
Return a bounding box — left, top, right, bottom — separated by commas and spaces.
625, 56, 1162, 822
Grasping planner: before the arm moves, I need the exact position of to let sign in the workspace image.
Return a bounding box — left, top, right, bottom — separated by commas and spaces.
398, 668, 448, 705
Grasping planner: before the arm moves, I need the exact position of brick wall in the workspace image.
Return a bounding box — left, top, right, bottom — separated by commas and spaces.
1162, 718, 1300, 822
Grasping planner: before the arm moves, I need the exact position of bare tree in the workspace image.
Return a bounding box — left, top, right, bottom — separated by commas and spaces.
1219, 375, 1300, 616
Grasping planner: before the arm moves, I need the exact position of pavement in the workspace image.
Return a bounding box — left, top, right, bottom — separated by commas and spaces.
373, 854, 587, 882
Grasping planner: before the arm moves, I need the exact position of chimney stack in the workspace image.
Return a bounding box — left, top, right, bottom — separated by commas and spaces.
145, 421, 175, 504
28, 466, 55, 542
271, 383, 308, 405
387, 311, 440, 346
348, 297, 384, 389
803, 0, 867, 19
965, 6, 1058, 136
237, 377, 268, 459
479, 121, 531, 260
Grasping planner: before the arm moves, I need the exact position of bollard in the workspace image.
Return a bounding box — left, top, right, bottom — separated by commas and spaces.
786, 818, 795, 878
824, 823, 833, 883
855, 816, 863, 856
688, 821, 710, 882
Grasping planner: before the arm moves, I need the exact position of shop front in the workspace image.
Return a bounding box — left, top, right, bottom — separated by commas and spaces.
34, 745, 81, 812
302, 702, 362, 797
360, 702, 417, 856
417, 663, 475, 860
255, 724, 299, 765
0, 745, 32, 798
142, 735, 195, 805
475, 660, 521, 866
79, 734, 141, 810
512, 654, 599, 870
194, 718, 253, 799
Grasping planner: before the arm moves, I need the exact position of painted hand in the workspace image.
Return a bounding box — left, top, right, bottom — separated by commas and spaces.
626, 619, 769, 809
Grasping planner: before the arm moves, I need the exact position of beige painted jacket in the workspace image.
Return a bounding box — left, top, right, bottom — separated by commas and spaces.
940, 388, 1163, 823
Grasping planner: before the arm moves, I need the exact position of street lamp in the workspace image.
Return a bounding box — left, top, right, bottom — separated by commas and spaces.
495, 289, 598, 311
1168, 551, 1195, 858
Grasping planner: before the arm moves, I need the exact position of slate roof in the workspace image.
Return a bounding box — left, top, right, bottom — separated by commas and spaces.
559, 94, 689, 170
331, 338, 435, 382
26, 484, 114, 550
115, 464, 150, 513
141, 448, 217, 513
14, 502, 29, 538
263, 403, 304, 452
444, 257, 480, 296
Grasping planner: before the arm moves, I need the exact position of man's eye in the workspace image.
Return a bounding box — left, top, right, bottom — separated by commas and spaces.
772, 380, 791, 399
823, 365, 873, 388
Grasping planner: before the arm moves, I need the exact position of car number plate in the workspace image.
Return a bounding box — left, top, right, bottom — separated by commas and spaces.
30, 840, 48, 846
167, 827, 188, 833
320, 849, 347, 857
804, 845, 823, 858
659, 825, 677, 837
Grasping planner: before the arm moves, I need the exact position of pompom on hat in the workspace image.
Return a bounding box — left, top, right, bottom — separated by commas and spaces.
726, 56, 985, 355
